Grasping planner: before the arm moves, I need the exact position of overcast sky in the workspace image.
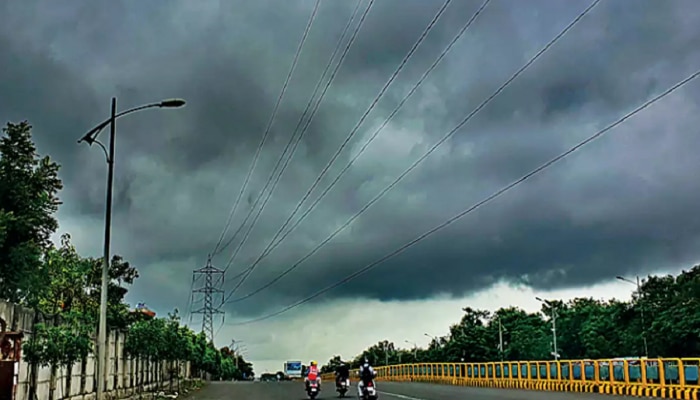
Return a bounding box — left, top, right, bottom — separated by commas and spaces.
2, 0, 700, 374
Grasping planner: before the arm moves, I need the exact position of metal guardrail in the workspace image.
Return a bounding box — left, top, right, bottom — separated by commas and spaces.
321, 358, 700, 399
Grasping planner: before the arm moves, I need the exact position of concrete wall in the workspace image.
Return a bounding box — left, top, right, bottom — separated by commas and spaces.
0, 300, 191, 400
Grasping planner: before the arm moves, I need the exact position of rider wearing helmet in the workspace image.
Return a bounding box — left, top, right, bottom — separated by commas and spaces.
305, 360, 321, 391
334, 360, 350, 388
357, 357, 377, 397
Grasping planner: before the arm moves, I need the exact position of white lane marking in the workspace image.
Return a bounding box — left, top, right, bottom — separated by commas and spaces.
378, 390, 427, 400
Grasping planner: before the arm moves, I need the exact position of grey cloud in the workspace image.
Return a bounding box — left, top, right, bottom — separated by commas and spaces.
2, 0, 700, 325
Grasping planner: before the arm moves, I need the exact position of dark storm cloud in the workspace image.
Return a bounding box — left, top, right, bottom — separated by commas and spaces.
1, 0, 700, 321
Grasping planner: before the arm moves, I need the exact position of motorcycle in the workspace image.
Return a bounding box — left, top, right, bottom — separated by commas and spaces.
361, 380, 378, 400
307, 380, 320, 399
336, 377, 349, 398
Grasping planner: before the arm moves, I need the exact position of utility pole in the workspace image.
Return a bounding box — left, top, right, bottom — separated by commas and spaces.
536, 297, 559, 360
636, 275, 649, 358
616, 275, 649, 357
383, 343, 389, 366
551, 309, 559, 361
405, 340, 418, 361
231, 340, 239, 369
192, 256, 225, 341
498, 318, 504, 361
78, 97, 185, 400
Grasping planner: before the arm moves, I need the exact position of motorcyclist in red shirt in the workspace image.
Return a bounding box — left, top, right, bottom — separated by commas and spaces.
305, 360, 321, 391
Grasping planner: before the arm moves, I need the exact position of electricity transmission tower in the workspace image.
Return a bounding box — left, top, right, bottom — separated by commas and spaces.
191, 256, 225, 341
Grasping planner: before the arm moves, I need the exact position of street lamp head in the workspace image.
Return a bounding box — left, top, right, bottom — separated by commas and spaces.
616, 276, 624, 280
159, 98, 186, 108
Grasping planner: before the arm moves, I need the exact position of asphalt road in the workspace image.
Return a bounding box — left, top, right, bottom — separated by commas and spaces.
185, 381, 637, 399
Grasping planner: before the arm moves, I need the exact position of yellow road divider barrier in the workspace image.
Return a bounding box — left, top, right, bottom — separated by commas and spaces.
322, 358, 700, 399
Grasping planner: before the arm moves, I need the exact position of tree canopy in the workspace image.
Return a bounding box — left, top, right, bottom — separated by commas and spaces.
0, 120, 255, 380
0, 121, 62, 304
324, 266, 700, 370
122, 311, 254, 382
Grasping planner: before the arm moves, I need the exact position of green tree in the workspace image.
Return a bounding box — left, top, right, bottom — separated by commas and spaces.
345, 265, 700, 366
445, 307, 493, 362
23, 311, 93, 397
0, 121, 63, 304
23, 312, 93, 369
35, 234, 92, 315
643, 267, 700, 357
236, 356, 254, 380
219, 357, 236, 380
32, 233, 137, 329
124, 317, 171, 391
162, 310, 194, 389
491, 307, 549, 361
84, 254, 140, 330
189, 331, 234, 378
353, 340, 396, 367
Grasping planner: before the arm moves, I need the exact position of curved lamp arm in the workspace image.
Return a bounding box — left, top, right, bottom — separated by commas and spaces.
77, 99, 186, 145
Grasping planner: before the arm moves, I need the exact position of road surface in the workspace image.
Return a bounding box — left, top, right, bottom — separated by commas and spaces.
185, 381, 636, 399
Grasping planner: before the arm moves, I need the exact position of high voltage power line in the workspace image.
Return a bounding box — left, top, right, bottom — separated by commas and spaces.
197, 0, 322, 336
210, 0, 321, 257
228, 66, 700, 326
216, 0, 371, 278
227, 0, 493, 298
184, 273, 201, 324
223, 0, 455, 301
224, 0, 599, 304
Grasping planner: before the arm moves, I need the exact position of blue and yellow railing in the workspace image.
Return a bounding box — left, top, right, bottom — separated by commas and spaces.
322, 358, 700, 399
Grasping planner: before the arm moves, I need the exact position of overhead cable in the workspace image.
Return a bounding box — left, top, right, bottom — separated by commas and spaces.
225, 0, 454, 300
211, 0, 322, 256
230, 66, 700, 325
226, 0, 601, 303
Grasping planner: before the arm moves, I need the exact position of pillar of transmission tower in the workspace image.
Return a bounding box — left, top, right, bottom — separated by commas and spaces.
191, 256, 225, 342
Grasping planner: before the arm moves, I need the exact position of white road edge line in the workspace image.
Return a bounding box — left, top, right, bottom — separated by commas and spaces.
378, 390, 427, 400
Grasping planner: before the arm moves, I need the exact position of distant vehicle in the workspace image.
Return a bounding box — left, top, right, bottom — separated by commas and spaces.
285, 361, 303, 379
260, 373, 277, 382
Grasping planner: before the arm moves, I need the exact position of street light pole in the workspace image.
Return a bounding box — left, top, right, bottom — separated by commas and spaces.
536, 297, 559, 360
383, 342, 389, 366
231, 340, 246, 371
78, 97, 186, 400
405, 340, 418, 361
96, 97, 116, 398
497, 317, 504, 361
636, 275, 649, 358
551, 308, 558, 361
231, 340, 239, 369
616, 275, 649, 357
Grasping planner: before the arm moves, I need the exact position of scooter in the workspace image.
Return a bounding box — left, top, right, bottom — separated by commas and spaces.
307, 380, 320, 399
361, 380, 378, 400
336, 377, 349, 398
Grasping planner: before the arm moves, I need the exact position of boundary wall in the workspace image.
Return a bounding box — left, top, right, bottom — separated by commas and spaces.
0, 300, 191, 400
